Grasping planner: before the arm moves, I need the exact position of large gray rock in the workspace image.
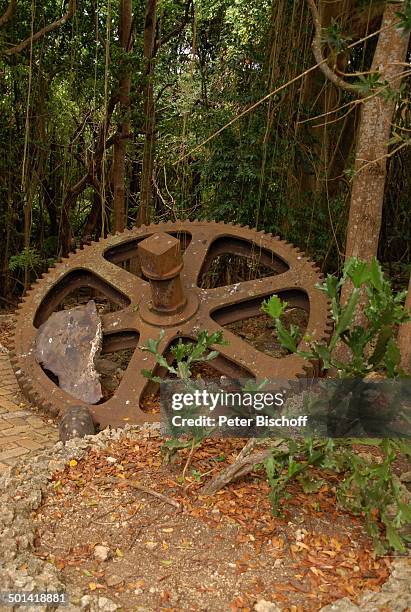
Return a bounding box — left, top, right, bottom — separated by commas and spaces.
35, 301, 102, 404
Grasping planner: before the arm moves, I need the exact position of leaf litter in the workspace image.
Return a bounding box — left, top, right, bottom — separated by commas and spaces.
33, 434, 393, 611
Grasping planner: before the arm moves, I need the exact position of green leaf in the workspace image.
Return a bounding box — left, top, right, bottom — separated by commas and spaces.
141, 369, 162, 383
276, 320, 297, 352
315, 344, 332, 369
171, 341, 192, 362
384, 338, 401, 377
261, 295, 287, 319
330, 288, 360, 349
204, 350, 220, 361
385, 524, 405, 552
369, 325, 392, 367
297, 475, 324, 493
398, 502, 411, 522
347, 260, 370, 288
156, 355, 172, 370
324, 275, 338, 299
370, 257, 385, 291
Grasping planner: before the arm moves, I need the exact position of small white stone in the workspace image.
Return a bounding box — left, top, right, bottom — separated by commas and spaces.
254, 600, 281, 612
97, 596, 119, 611
94, 545, 111, 561
80, 595, 92, 609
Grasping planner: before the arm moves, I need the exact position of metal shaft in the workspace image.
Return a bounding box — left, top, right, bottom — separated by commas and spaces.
138, 232, 187, 314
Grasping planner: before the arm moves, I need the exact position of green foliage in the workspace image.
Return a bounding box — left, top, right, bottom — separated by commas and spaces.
261, 258, 411, 552
321, 19, 352, 52
262, 257, 410, 377
351, 73, 386, 95
141, 329, 227, 465
396, 0, 411, 31
141, 329, 228, 382
264, 438, 411, 553
9, 247, 43, 273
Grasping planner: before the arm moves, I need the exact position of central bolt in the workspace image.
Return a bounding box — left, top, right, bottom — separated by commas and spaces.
138, 232, 187, 314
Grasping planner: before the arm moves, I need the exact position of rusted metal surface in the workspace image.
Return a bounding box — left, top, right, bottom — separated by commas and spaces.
11, 221, 331, 428
138, 233, 186, 314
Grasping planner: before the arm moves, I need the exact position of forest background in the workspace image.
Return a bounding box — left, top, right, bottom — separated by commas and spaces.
0, 0, 410, 304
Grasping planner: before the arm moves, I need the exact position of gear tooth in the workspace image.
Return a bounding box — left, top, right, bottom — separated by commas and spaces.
44, 401, 59, 417
28, 389, 38, 403
30, 389, 39, 401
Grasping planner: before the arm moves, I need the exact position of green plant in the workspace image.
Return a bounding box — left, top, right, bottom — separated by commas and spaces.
140, 329, 227, 465
264, 437, 411, 554
261, 257, 411, 553
9, 247, 56, 276
351, 73, 387, 95
262, 257, 410, 377
140, 329, 228, 382
321, 19, 352, 52
396, 0, 411, 32
9, 247, 42, 274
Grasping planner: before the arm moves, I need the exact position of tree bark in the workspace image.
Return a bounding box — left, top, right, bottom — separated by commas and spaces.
5, 0, 76, 56
137, 0, 157, 226
342, 3, 410, 273
398, 275, 411, 373
332, 2, 410, 363
0, 0, 16, 27
112, 0, 133, 234
200, 439, 287, 496
59, 96, 118, 255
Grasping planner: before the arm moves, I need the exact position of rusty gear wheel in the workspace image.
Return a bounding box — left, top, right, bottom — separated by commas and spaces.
11, 221, 331, 428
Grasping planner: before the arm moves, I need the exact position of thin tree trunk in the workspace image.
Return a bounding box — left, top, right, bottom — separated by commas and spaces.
398, 275, 411, 373
342, 3, 410, 274
59, 96, 118, 255
112, 0, 132, 234
137, 0, 157, 226
333, 2, 410, 363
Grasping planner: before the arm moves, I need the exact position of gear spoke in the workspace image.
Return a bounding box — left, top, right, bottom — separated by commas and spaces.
100, 308, 140, 335
204, 269, 298, 312
115, 327, 173, 394
205, 319, 305, 381
182, 228, 215, 286
81, 257, 148, 305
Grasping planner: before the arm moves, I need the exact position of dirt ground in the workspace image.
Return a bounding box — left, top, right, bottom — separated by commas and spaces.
33, 435, 393, 612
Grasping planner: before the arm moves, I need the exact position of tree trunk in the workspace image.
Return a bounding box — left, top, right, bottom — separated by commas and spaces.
398, 275, 411, 373
112, 0, 132, 234
342, 3, 410, 272
137, 0, 157, 226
